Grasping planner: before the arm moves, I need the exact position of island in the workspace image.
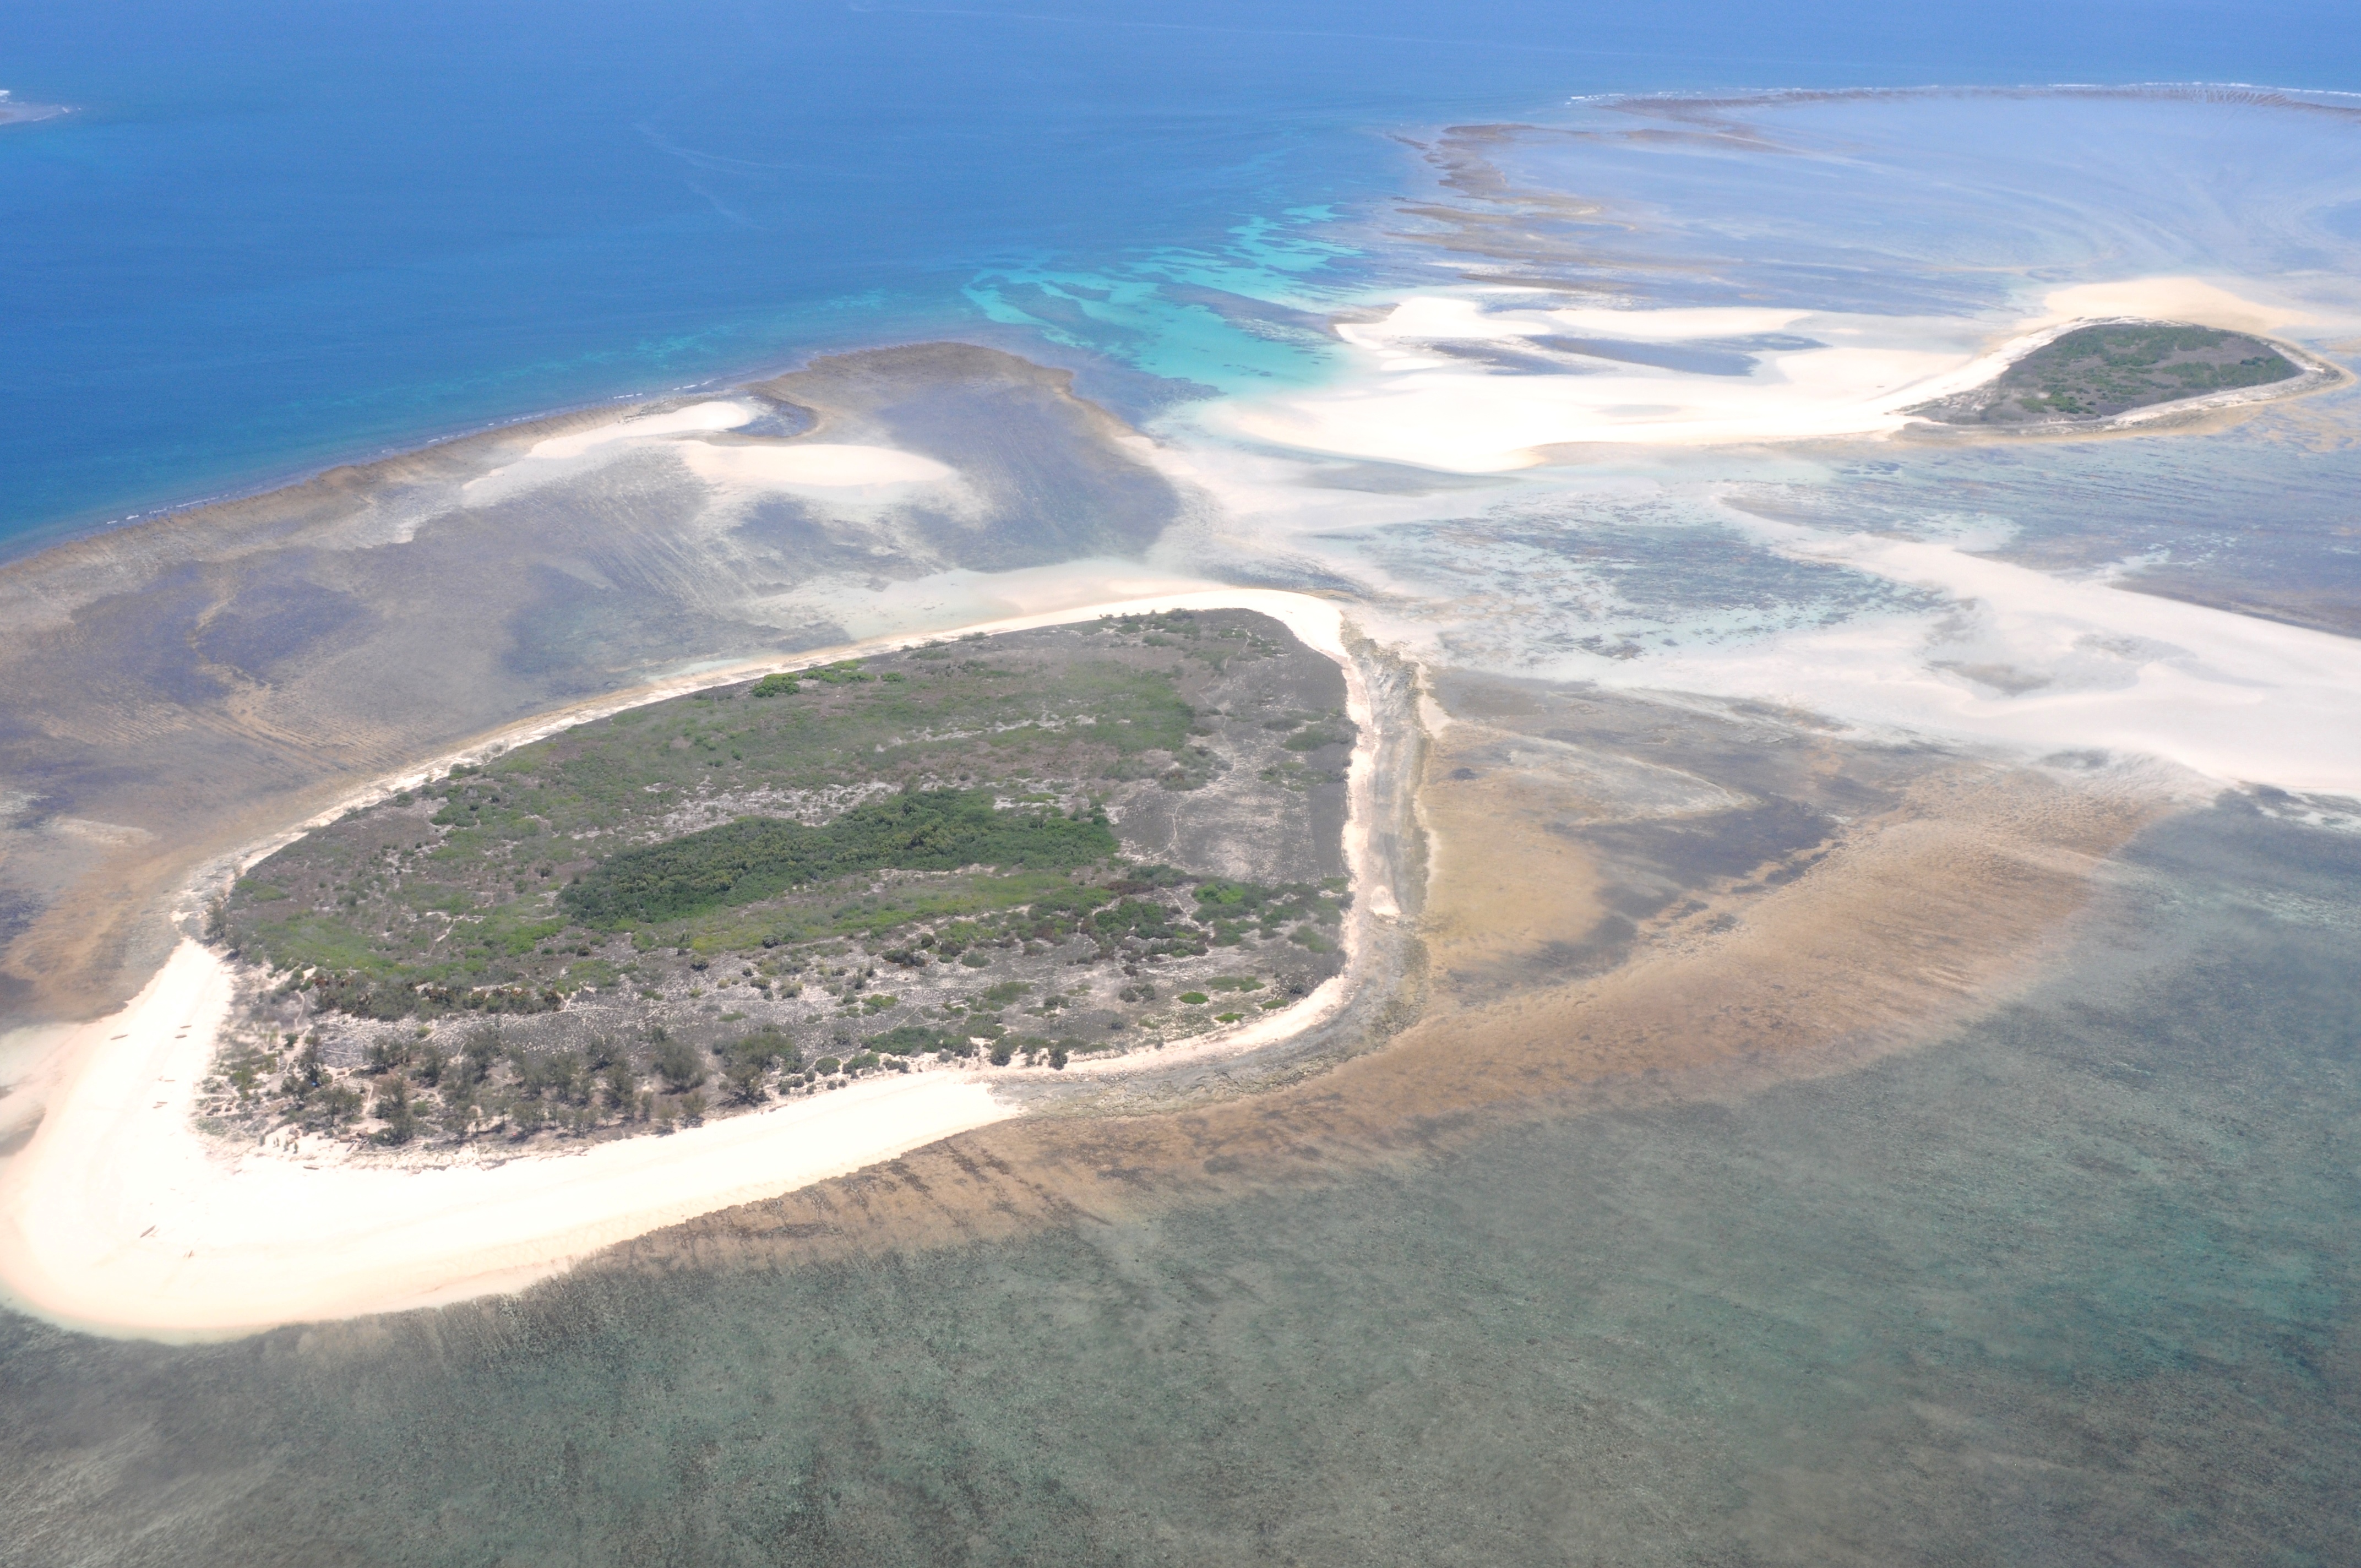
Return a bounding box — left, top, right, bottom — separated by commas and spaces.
203, 608, 1357, 1155
1910, 319, 2310, 427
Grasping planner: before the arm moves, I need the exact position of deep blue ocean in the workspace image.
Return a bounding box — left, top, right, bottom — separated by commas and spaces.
4, 0, 2359, 554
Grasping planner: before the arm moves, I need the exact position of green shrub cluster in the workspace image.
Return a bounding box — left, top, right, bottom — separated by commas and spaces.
561, 788, 1118, 926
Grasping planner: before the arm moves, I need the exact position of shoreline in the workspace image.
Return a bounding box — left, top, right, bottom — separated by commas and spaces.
0, 587, 1405, 1340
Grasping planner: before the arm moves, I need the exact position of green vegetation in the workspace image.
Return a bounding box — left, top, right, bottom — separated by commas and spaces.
197, 609, 1358, 1153
562, 789, 1116, 925
1915, 322, 2302, 426
219, 630, 1205, 1005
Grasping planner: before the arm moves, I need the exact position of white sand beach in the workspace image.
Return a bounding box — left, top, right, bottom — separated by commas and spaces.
0, 941, 1016, 1337
0, 587, 1381, 1338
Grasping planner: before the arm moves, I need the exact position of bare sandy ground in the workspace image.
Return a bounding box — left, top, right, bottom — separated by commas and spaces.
0, 588, 1389, 1338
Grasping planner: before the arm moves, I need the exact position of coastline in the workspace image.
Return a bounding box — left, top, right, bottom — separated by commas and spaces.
0, 587, 1405, 1340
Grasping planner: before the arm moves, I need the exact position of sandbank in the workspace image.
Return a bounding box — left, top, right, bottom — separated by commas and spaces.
1210, 281, 2336, 472
1637, 507, 2361, 799
677, 441, 956, 491
0, 588, 1390, 1339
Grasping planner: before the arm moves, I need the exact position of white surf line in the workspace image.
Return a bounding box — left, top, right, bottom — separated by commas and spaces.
0, 587, 1390, 1339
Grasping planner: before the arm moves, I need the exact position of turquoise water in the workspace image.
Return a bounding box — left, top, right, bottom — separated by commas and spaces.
3, 801, 2354, 1561
6, 1, 2361, 549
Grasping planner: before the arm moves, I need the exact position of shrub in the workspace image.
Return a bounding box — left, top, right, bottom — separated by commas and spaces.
750, 673, 801, 698
307, 1082, 362, 1131
602, 1059, 637, 1110
868, 1025, 949, 1055
651, 1035, 706, 1091
721, 1027, 798, 1073
372, 1078, 418, 1145
723, 1059, 769, 1104
561, 789, 1118, 926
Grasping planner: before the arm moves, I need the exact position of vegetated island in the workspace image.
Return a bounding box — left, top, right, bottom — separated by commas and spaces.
205, 608, 1356, 1155
1910, 320, 2305, 427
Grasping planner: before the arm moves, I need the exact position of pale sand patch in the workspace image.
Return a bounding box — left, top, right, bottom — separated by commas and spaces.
521, 399, 756, 460
1207, 283, 2340, 473
1650, 508, 2361, 797
676, 441, 955, 490
0, 940, 1015, 1337
458, 399, 760, 504
1215, 293, 1982, 471
2035, 276, 2321, 335
0, 586, 1385, 1337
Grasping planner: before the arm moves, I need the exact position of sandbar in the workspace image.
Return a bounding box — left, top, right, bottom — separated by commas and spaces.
1211, 279, 2336, 472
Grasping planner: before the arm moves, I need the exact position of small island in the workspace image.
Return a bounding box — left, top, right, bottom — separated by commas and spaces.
204, 608, 1357, 1153
1911, 320, 2306, 427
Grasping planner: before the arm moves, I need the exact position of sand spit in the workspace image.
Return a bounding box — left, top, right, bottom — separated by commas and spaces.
0, 589, 1391, 1338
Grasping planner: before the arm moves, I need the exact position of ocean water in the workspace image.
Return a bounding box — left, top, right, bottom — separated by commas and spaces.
5, 0, 2360, 551
10, 6, 2361, 1563
3, 800, 2355, 1562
